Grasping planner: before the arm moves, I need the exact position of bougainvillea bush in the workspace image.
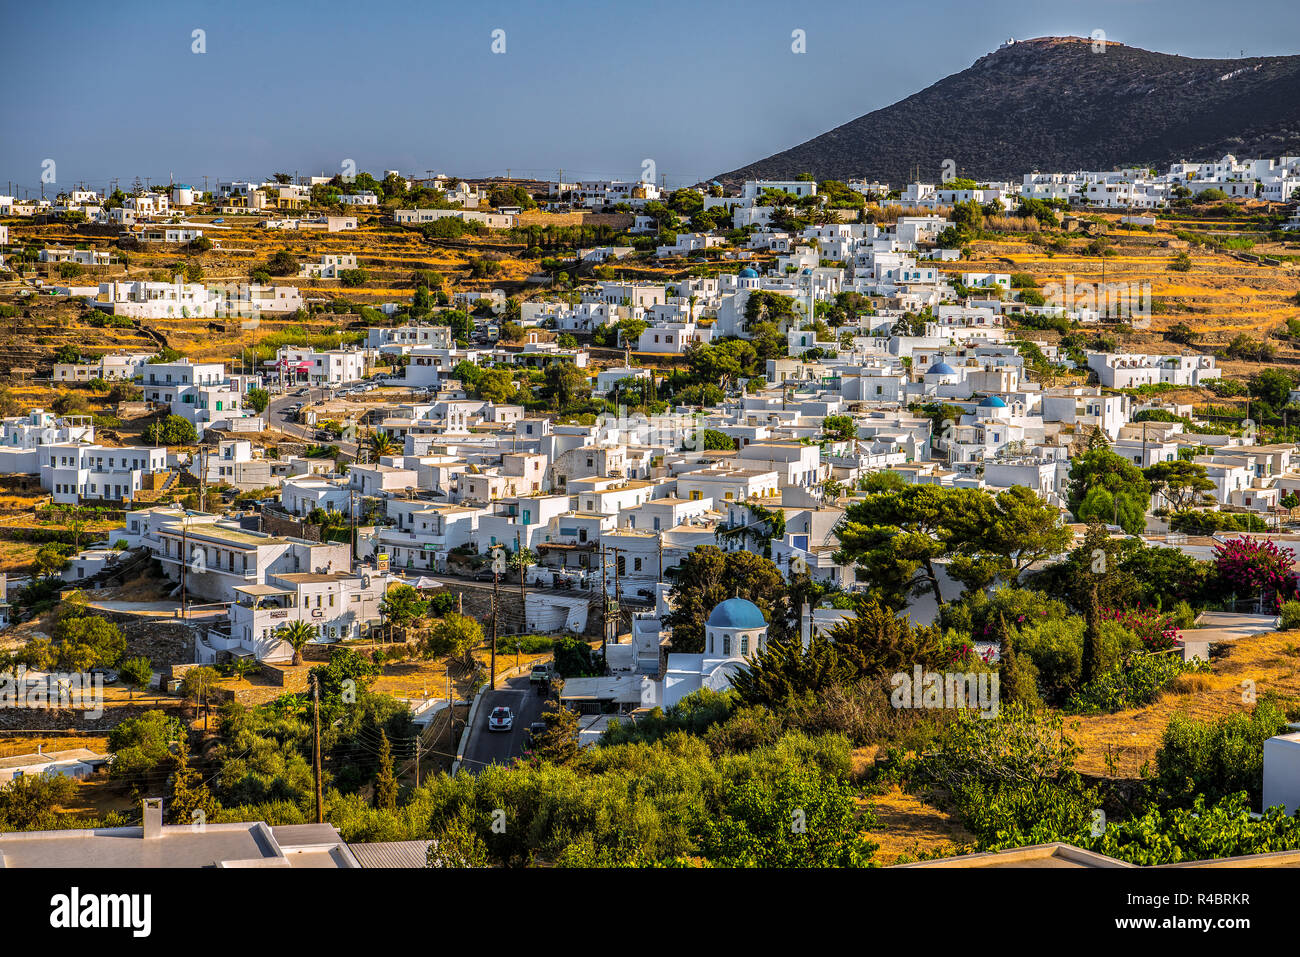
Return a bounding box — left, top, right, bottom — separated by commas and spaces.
1212, 537, 1299, 612
1101, 607, 1181, 652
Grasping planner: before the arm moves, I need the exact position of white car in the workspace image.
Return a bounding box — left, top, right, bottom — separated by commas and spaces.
487, 706, 514, 732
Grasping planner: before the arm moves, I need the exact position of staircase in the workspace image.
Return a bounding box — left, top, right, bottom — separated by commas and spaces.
73, 547, 156, 589
133, 469, 180, 504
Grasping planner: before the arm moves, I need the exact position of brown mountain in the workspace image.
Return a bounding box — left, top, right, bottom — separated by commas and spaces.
714, 36, 1300, 188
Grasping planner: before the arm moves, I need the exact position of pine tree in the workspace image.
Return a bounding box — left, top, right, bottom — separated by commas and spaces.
531, 698, 580, 765
374, 730, 398, 812
167, 734, 217, 825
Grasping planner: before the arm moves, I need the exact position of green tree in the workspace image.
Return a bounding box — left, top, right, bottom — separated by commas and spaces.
119, 655, 153, 701
53, 614, 127, 671
366, 430, 396, 460
531, 697, 580, 765
994, 612, 1039, 707
700, 428, 736, 451
541, 362, 592, 410
946, 485, 1072, 590
699, 764, 877, 867
109, 710, 185, 784
244, 387, 270, 413
836, 485, 993, 608
1249, 367, 1296, 409
144, 414, 199, 446
167, 734, 218, 824
821, 414, 856, 442
1144, 460, 1216, 512
422, 612, 482, 662
0, 774, 79, 831
180, 666, 222, 728
509, 546, 537, 583
33, 543, 72, 579
380, 584, 428, 636
1067, 447, 1151, 534
374, 730, 398, 812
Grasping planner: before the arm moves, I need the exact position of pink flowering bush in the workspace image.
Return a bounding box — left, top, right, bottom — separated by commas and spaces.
1101, 607, 1181, 652
1212, 537, 1299, 612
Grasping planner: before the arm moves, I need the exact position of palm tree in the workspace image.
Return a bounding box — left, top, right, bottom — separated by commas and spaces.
278, 620, 317, 666
367, 429, 396, 461
228, 656, 258, 684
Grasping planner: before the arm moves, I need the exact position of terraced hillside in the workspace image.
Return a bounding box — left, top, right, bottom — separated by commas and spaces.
944, 207, 1300, 370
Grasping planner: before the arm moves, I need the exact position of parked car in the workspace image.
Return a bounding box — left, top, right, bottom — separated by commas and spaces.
487, 706, 513, 732
90, 667, 119, 684
523, 721, 547, 747
529, 664, 552, 687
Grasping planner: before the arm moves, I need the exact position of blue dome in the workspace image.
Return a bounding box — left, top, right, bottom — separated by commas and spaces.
801, 267, 813, 274
707, 597, 767, 630
926, 362, 956, 375
738, 267, 759, 278
978, 395, 1007, 408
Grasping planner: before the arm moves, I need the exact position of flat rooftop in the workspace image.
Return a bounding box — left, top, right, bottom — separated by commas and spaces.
0, 748, 106, 770
0, 822, 358, 869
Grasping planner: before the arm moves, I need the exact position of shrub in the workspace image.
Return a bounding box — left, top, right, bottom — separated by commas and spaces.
1282, 600, 1300, 631
1153, 701, 1288, 809
1015, 616, 1139, 704
1067, 653, 1204, 714
143, 414, 198, 446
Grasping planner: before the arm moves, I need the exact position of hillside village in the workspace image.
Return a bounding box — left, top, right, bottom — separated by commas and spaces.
4, 153, 1300, 871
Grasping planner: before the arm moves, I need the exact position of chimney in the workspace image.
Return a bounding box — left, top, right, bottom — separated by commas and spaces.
142, 798, 164, 839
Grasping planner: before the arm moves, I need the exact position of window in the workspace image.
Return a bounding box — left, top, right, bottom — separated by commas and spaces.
723, 636, 731, 655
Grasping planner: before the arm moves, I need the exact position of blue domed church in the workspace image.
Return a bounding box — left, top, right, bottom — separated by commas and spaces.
704, 597, 769, 658
661, 596, 769, 708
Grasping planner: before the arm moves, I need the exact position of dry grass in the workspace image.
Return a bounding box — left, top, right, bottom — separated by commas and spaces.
863, 784, 975, 864
957, 217, 1300, 351
1068, 627, 1300, 778
0, 541, 42, 573
0, 734, 111, 760
370, 646, 550, 699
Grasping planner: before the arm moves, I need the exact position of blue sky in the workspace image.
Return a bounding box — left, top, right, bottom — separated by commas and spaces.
1, 0, 1297, 196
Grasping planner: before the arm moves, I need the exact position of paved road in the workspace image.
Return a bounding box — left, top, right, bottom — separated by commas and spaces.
266, 388, 361, 459
459, 674, 546, 773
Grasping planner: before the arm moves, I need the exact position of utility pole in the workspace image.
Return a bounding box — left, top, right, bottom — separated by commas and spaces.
491, 560, 499, 688
312, 674, 323, 824
516, 529, 526, 629
600, 543, 609, 655
657, 532, 664, 585
180, 519, 188, 614
349, 488, 357, 559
